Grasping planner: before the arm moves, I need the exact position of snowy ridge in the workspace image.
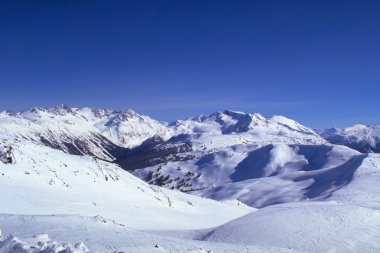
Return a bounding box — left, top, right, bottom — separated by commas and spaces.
322, 124, 380, 153
0, 105, 172, 161
170, 110, 325, 150
129, 142, 369, 207
0, 106, 327, 168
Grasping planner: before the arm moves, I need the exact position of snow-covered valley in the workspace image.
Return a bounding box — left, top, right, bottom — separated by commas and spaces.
1, 106, 380, 252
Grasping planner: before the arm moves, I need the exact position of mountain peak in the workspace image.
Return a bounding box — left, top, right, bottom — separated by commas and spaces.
49, 104, 75, 115
0, 109, 14, 116
123, 108, 140, 117
28, 107, 47, 113
222, 109, 246, 117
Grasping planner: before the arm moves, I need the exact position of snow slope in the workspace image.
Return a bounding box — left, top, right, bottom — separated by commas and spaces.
0, 140, 270, 252
172, 154, 380, 253
198, 153, 380, 253
201, 201, 380, 253
128, 142, 368, 208
0, 214, 303, 253
0, 141, 251, 230
198, 144, 366, 207
322, 124, 380, 153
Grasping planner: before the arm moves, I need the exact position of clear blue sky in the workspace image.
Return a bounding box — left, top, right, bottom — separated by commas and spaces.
0, 0, 379, 128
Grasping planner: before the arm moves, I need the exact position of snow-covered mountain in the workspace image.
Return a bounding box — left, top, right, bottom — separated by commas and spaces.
0, 105, 172, 161
0, 106, 326, 165
116, 110, 358, 206
0, 106, 370, 207
321, 124, 380, 153
170, 110, 325, 147
1, 105, 380, 252
116, 109, 326, 182
126, 141, 369, 207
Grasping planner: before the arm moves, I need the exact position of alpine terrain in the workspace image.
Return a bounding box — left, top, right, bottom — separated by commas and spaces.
0, 105, 380, 253
321, 124, 380, 153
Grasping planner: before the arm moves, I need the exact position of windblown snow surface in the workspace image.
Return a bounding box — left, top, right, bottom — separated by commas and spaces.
1, 106, 380, 253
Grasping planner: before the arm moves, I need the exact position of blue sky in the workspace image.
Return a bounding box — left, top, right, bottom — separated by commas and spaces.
0, 0, 379, 128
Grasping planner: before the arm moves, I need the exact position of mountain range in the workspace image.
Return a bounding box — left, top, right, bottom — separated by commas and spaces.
0, 105, 380, 252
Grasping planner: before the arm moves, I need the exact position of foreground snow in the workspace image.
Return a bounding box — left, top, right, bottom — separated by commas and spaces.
200, 201, 380, 253
0, 229, 89, 253
0, 214, 303, 253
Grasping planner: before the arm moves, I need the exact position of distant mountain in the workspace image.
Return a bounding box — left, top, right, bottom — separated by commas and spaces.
321, 124, 380, 153
170, 110, 325, 146
115, 109, 327, 181
0, 105, 172, 160
114, 110, 373, 208
0, 106, 325, 162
